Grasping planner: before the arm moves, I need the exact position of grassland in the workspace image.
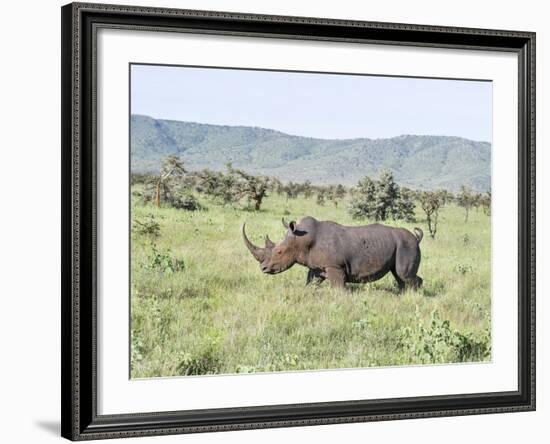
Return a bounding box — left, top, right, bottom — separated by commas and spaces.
130, 190, 491, 378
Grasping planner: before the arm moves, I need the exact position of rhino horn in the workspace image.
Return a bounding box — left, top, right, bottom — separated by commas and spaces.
242, 223, 266, 262
265, 235, 275, 249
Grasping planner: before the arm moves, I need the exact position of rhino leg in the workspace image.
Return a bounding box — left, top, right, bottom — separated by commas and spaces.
405, 276, 423, 289
391, 269, 406, 291
305, 269, 325, 286
394, 242, 422, 291
391, 269, 423, 291
393, 273, 423, 291
305, 269, 315, 285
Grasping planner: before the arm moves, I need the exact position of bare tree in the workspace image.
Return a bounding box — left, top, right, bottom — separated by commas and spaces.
155, 156, 186, 208
456, 185, 479, 222
418, 190, 445, 238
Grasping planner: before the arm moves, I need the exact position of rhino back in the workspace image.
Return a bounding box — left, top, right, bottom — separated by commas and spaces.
312, 222, 413, 281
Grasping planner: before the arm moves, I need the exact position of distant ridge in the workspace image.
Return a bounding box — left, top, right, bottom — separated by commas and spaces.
131, 114, 491, 192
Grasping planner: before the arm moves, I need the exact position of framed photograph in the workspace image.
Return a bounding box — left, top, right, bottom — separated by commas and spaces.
61, 2, 535, 440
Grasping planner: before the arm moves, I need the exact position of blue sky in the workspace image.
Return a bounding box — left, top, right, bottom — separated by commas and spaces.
131, 64, 492, 142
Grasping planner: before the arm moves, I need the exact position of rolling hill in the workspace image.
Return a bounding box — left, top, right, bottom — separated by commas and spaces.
131, 114, 491, 192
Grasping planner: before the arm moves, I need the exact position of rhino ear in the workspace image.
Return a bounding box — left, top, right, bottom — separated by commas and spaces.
282, 218, 297, 233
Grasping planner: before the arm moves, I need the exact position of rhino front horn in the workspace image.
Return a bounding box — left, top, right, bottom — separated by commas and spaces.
242, 223, 266, 262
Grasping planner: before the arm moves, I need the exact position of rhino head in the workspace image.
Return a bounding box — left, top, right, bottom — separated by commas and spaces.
242, 218, 303, 274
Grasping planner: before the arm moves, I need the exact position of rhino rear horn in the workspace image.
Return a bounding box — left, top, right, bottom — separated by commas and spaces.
242, 223, 266, 262
265, 235, 275, 249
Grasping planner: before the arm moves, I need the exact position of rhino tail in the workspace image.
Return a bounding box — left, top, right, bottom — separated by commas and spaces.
413, 227, 423, 243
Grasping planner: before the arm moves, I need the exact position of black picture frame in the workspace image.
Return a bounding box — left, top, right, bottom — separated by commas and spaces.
61, 2, 536, 440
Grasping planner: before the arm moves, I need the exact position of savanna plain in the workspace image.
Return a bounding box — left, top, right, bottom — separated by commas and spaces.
130, 187, 491, 378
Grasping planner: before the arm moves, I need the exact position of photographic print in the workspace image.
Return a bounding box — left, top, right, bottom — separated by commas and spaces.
129, 64, 492, 379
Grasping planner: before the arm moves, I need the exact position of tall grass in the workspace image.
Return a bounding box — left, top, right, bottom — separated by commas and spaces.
130, 191, 491, 378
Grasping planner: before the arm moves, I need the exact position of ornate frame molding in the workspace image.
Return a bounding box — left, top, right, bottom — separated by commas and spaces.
61, 2, 535, 440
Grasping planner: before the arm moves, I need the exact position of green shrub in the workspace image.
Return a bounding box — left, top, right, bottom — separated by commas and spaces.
456, 263, 473, 275
131, 189, 151, 205
176, 334, 222, 375
132, 214, 160, 237
131, 334, 144, 369
348, 170, 415, 221
168, 193, 202, 211
399, 309, 490, 364
143, 243, 184, 273
176, 351, 221, 376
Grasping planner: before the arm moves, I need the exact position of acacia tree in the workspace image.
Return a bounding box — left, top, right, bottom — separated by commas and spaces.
456, 185, 479, 222
155, 156, 186, 207
325, 185, 336, 207
418, 190, 445, 238
437, 189, 454, 206
316, 188, 327, 206
283, 181, 300, 200
375, 170, 401, 220
335, 184, 346, 200
269, 178, 283, 196
479, 190, 491, 216
196, 168, 239, 205
324, 184, 346, 208
302, 180, 313, 199
394, 187, 416, 222
273, 178, 285, 196
231, 166, 271, 211
349, 170, 414, 221
348, 176, 377, 219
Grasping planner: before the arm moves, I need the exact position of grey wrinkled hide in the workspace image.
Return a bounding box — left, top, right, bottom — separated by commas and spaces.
242, 216, 423, 290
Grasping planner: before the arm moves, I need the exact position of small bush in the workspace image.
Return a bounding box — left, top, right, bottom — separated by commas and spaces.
143, 243, 184, 273
132, 215, 160, 237
176, 334, 222, 375
131, 334, 144, 369
176, 351, 221, 375
456, 263, 473, 275
316, 190, 326, 206
168, 193, 202, 211
399, 309, 490, 364
131, 190, 151, 205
